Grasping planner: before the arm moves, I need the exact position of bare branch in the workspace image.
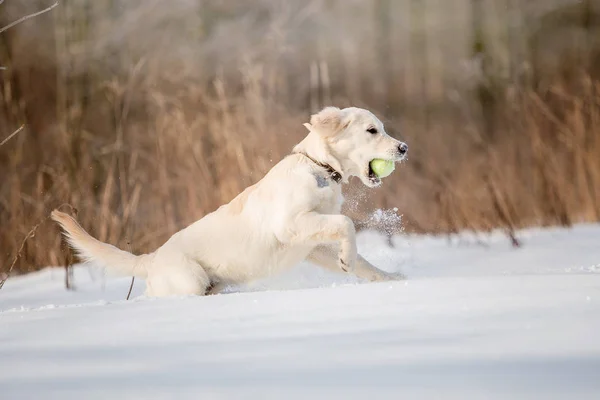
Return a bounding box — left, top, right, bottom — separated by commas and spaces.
0, 124, 25, 147
0, 204, 76, 291
0, 216, 48, 290
0, 1, 59, 35
0, 0, 5, 69
126, 277, 136, 300
125, 241, 135, 299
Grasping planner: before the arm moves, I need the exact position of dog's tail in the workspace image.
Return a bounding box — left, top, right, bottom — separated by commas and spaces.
51, 210, 151, 278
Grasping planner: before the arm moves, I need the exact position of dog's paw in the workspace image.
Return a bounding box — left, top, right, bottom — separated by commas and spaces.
338, 258, 349, 272
339, 238, 357, 273
338, 256, 356, 273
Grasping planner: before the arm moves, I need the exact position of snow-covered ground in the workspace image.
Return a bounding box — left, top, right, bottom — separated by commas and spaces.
1, 225, 599, 399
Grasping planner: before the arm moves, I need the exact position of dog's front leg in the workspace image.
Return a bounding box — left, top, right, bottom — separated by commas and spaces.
307, 245, 405, 282
285, 212, 357, 273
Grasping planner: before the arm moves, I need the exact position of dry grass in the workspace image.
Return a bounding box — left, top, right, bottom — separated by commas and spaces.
1, 0, 600, 276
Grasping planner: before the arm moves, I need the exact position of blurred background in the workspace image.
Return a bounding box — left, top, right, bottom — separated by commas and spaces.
1, 0, 600, 276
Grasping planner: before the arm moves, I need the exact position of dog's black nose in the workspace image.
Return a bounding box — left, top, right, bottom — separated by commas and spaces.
398, 142, 408, 156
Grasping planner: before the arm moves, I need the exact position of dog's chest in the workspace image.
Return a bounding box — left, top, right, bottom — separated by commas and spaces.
311, 172, 343, 213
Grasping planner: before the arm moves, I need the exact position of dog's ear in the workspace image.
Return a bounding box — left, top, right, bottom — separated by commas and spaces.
310, 107, 349, 136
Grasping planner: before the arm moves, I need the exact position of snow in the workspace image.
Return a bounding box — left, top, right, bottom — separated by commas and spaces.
1, 224, 600, 399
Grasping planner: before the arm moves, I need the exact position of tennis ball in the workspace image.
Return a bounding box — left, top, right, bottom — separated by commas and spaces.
370, 159, 395, 178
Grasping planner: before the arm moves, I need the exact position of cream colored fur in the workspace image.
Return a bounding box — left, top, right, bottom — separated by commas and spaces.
52, 107, 408, 297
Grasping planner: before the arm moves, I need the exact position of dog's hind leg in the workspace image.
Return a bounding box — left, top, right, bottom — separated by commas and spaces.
146, 256, 211, 297
307, 245, 405, 282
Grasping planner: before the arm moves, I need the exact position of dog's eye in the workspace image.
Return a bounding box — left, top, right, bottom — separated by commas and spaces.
367, 127, 378, 134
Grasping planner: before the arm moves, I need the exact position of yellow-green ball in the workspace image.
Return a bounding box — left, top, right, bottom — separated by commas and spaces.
370, 159, 395, 178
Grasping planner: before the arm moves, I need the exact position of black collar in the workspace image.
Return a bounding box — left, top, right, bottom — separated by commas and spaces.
296, 152, 342, 183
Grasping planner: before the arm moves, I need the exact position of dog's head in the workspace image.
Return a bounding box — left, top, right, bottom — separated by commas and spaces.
305, 107, 407, 187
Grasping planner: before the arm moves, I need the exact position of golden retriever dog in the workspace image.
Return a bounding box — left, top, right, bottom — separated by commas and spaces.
51, 106, 408, 296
